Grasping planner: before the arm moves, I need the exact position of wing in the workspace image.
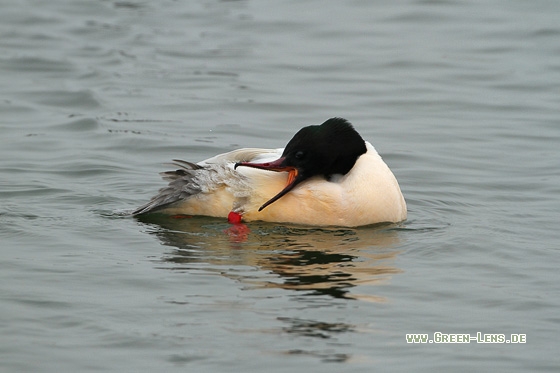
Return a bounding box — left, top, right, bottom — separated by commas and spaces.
132, 159, 204, 215
132, 148, 283, 216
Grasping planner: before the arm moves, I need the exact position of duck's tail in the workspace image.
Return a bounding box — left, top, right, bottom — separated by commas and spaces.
132, 160, 203, 215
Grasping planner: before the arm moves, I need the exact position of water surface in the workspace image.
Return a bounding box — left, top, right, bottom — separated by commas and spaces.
1, 0, 559, 371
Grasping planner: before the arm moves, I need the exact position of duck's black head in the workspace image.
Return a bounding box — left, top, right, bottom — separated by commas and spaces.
281, 117, 367, 179
235, 117, 367, 211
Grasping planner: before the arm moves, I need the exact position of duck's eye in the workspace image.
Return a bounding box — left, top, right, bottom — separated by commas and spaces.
295, 151, 305, 160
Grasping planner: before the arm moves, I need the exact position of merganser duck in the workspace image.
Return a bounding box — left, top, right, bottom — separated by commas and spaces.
133, 118, 406, 227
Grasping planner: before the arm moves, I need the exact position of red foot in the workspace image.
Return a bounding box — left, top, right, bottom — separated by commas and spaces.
225, 211, 249, 242
227, 211, 243, 224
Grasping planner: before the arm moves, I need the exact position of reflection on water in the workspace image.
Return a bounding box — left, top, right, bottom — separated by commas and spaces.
137, 214, 403, 302
136, 215, 403, 362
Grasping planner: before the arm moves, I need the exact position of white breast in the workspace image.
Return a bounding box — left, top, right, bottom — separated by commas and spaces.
242, 142, 407, 226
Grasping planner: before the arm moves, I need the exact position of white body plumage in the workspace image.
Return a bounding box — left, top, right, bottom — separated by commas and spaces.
135, 141, 406, 227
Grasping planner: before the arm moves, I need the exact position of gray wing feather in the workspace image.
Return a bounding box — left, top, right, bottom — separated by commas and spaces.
132, 160, 205, 215
133, 148, 282, 216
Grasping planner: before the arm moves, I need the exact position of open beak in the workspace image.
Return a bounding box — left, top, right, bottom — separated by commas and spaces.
235, 157, 301, 211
